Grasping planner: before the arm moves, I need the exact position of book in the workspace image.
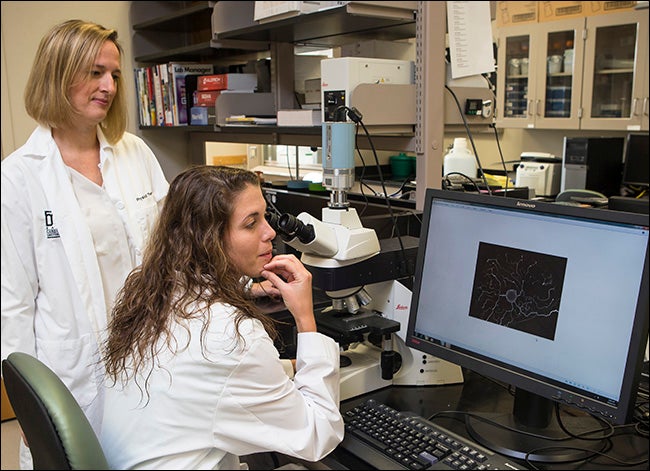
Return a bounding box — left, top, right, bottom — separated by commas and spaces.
225, 115, 277, 125
193, 90, 221, 107
277, 109, 321, 126
168, 62, 214, 125
151, 65, 165, 126
145, 67, 156, 126
134, 67, 147, 126
158, 63, 173, 126
197, 73, 257, 92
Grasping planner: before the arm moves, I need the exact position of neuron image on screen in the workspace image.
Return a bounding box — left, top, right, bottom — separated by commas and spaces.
469, 242, 565, 340
406, 189, 649, 463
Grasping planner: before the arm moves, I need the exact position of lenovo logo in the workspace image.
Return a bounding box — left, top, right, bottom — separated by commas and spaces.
516, 201, 536, 209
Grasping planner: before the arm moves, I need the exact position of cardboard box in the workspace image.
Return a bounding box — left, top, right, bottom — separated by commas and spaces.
304, 78, 321, 104
197, 73, 257, 92
584, 1, 637, 17
207, 154, 247, 166
539, 1, 637, 22
253, 1, 341, 23
538, 2, 586, 22
495, 1, 538, 28
340, 39, 414, 61
277, 109, 322, 126
190, 106, 216, 125
193, 90, 221, 107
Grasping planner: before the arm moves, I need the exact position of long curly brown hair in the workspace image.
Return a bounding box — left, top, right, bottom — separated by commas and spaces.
102, 165, 277, 392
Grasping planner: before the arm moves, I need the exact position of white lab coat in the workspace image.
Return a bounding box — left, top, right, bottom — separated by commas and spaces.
100, 302, 345, 470
1, 125, 169, 435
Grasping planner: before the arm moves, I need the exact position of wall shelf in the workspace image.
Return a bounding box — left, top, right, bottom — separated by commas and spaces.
134, 39, 268, 64
215, 2, 416, 46
131, 1, 444, 209
132, 2, 214, 31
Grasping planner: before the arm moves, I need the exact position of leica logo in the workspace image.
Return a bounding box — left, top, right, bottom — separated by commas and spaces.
516, 201, 536, 208
396, 304, 409, 310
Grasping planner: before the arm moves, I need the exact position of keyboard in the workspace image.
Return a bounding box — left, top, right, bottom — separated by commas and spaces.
341, 399, 525, 470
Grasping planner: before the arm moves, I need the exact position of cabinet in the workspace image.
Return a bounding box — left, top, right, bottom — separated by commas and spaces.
131, 1, 447, 209
496, 18, 585, 129
496, 9, 648, 131
580, 10, 648, 131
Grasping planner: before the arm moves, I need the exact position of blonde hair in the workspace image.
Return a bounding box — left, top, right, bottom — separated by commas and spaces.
24, 19, 127, 144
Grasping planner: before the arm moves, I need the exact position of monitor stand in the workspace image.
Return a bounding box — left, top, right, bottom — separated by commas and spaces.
465, 388, 607, 463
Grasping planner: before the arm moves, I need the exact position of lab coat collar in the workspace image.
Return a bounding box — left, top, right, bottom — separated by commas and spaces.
19, 125, 115, 158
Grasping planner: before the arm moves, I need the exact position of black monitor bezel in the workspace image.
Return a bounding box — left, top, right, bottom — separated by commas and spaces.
621, 132, 649, 187
405, 188, 649, 425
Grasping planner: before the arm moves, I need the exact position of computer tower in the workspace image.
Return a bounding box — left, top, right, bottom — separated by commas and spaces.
560, 137, 625, 197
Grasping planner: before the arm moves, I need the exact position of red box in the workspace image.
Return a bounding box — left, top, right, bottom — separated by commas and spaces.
197, 73, 257, 91
193, 90, 221, 107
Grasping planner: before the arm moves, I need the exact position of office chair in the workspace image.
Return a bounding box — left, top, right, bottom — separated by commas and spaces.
555, 189, 608, 207
1, 352, 109, 470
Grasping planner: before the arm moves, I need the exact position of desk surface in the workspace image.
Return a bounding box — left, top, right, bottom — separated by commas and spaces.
323, 369, 648, 470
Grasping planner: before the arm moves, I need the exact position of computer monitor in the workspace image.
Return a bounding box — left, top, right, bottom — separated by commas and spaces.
621, 133, 649, 187
406, 189, 649, 463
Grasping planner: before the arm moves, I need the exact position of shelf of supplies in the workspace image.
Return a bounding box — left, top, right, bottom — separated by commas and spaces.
215, 3, 416, 46
132, 2, 268, 64
182, 125, 415, 152
132, 2, 214, 32
134, 39, 269, 64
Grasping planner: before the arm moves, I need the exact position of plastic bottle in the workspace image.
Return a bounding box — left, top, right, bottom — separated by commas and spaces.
443, 138, 477, 178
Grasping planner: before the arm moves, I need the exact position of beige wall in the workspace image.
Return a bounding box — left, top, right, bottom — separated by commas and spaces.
1, 1, 135, 158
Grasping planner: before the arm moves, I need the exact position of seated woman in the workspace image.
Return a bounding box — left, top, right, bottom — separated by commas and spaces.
100, 165, 344, 469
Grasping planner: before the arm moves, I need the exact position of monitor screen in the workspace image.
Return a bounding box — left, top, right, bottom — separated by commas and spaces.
406, 189, 649, 462
621, 133, 649, 187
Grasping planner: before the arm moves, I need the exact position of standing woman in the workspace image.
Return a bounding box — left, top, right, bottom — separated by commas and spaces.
1, 19, 169, 468
100, 166, 344, 470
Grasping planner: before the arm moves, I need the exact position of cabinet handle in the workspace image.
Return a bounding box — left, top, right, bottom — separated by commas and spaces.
527, 100, 533, 116
632, 97, 640, 116
643, 97, 648, 116
536, 99, 541, 117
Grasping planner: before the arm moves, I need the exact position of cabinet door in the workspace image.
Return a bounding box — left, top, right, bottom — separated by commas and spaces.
496, 19, 584, 130
581, 10, 648, 131
496, 24, 536, 128
533, 18, 584, 130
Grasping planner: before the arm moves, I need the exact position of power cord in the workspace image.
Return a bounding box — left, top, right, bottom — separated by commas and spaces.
334, 105, 410, 274
444, 85, 492, 195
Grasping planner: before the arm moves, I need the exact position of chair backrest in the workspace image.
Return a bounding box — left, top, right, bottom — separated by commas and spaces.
1, 352, 109, 470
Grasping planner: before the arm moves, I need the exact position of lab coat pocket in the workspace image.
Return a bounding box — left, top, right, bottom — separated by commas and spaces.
37, 333, 100, 409
134, 202, 160, 249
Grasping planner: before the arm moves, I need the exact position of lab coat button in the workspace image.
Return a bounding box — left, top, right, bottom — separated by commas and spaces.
116, 201, 125, 210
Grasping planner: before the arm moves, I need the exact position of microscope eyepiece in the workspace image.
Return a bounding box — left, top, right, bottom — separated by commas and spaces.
278, 213, 316, 244
265, 211, 280, 231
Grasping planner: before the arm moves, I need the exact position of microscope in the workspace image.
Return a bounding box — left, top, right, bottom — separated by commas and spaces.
267, 116, 463, 400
